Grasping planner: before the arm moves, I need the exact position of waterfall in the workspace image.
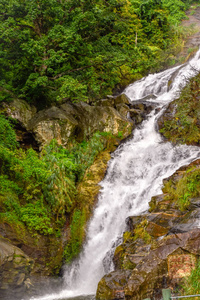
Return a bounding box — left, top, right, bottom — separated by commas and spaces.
31, 49, 200, 300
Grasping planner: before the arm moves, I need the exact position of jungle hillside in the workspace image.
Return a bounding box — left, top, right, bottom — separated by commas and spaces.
0, 0, 195, 107
0, 0, 199, 299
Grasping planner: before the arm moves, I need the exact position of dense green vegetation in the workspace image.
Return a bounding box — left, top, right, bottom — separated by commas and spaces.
0, 0, 194, 107
0, 0, 198, 266
162, 165, 200, 210
160, 73, 200, 145
64, 208, 86, 263
0, 115, 113, 261
160, 72, 200, 211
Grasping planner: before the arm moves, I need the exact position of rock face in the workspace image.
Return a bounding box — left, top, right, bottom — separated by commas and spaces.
2, 94, 156, 149
97, 230, 200, 300
0, 237, 34, 300
77, 150, 113, 220
96, 159, 200, 300
0, 221, 64, 280
0, 94, 156, 298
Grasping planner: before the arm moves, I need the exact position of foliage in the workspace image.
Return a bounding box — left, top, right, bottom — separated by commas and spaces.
19, 201, 53, 235
182, 259, 200, 296
0, 115, 18, 149
160, 73, 200, 145
43, 144, 77, 220
133, 219, 152, 243
0, 0, 197, 265
0, 116, 109, 255
162, 0, 192, 24
0, 0, 193, 105
122, 219, 152, 245
70, 131, 105, 180
0, 174, 22, 195
0, 146, 53, 234
162, 167, 200, 211
64, 209, 86, 263
42, 132, 104, 218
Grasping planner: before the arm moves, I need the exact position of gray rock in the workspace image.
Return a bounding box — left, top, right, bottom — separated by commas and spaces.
0, 237, 34, 298
4, 99, 133, 149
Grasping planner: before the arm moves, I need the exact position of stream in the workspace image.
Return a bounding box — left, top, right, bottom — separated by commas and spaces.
30, 49, 200, 300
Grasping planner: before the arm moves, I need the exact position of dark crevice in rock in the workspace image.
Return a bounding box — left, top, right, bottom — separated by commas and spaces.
14, 122, 39, 151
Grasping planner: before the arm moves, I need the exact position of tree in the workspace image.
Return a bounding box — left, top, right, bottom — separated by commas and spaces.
0, 0, 191, 106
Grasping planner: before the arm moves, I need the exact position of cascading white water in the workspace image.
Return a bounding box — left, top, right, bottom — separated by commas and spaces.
31, 49, 200, 300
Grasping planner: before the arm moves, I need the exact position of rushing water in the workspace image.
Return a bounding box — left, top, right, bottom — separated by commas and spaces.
31, 49, 200, 300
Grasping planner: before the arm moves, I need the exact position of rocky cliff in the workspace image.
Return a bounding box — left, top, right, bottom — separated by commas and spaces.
96, 159, 200, 300
96, 72, 200, 299
0, 94, 154, 299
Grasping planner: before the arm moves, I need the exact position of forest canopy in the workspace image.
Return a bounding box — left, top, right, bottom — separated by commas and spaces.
0, 0, 194, 106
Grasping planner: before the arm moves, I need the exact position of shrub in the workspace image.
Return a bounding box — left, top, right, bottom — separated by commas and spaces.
0, 115, 18, 150
64, 209, 86, 263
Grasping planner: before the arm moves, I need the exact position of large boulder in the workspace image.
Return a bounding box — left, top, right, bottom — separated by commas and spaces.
96, 230, 200, 300
0, 221, 64, 278
3, 99, 134, 149
0, 237, 34, 300
3, 99, 37, 128
2, 95, 159, 149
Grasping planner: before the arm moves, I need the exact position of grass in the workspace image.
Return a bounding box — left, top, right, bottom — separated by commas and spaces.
182, 259, 200, 297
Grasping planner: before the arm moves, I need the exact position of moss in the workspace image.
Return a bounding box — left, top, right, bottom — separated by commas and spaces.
159, 73, 200, 145
63, 208, 86, 263
122, 258, 135, 270
134, 220, 152, 244
149, 196, 157, 212
161, 164, 200, 211
0, 107, 132, 271
123, 231, 133, 243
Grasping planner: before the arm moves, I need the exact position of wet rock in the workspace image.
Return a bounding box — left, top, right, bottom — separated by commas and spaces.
129, 109, 143, 125
135, 94, 157, 102
149, 194, 169, 212
3, 96, 161, 150
28, 105, 78, 148
116, 104, 130, 119
170, 208, 200, 234
146, 222, 168, 238
113, 238, 151, 271
128, 101, 158, 125
114, 94, 131, 106
0, 237, 34, 300
130, 101, 157, 114
188, 197, 200, 209
157, 101, 177, 134
97, 270, 131, 300
77, 150, 112, 220
0, 222, 63, 277
125, 216, 143, 231
96, 98, 115, 107
146, 210, 183, 231
96, 159, 200, 300
96, 230, 200, 300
